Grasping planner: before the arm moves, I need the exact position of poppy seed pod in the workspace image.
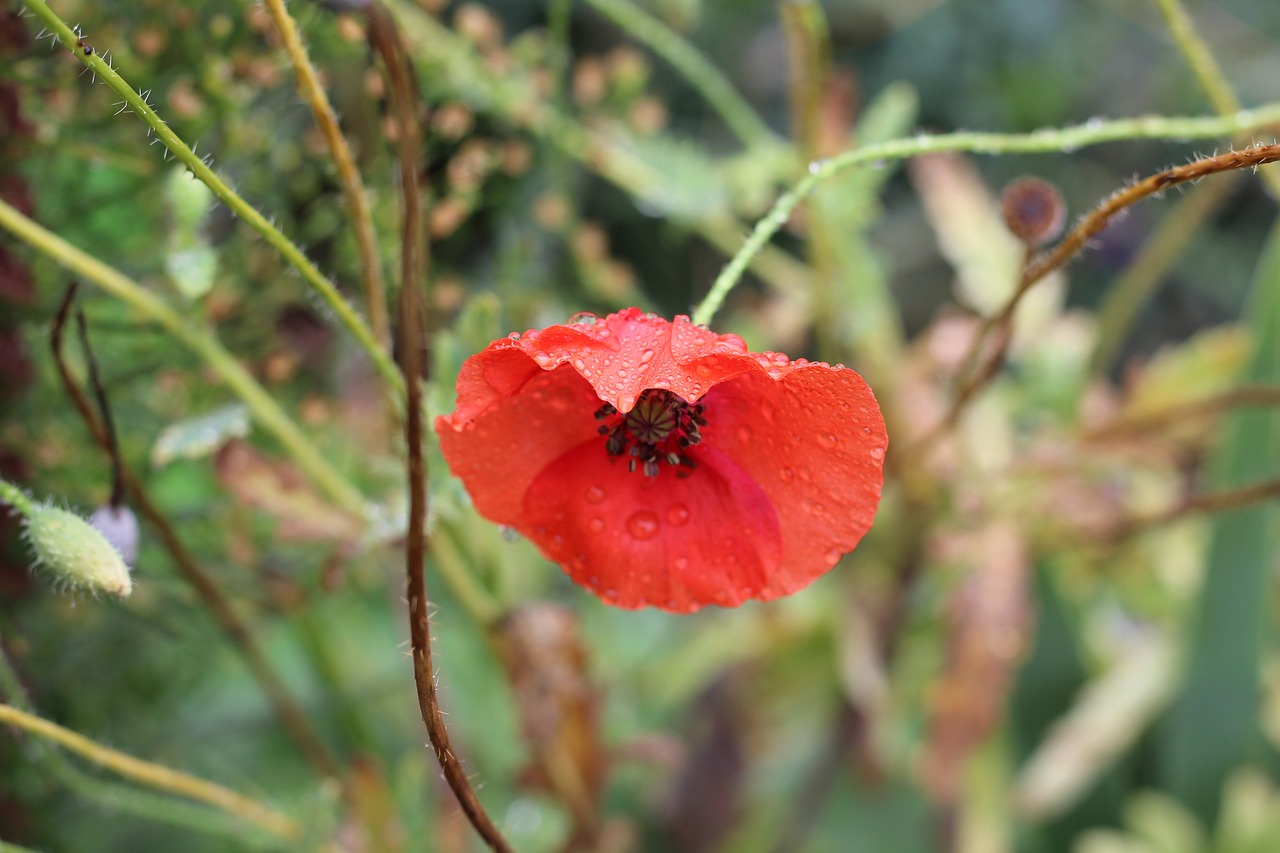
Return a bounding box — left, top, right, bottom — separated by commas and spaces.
24, 505, 132, 597
435, 309, 887, 612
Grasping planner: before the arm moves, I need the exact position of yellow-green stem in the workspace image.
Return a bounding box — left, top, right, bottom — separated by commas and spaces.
18, 0, 402, 396
692, 103, 1280, 326
0, 199, 368, 519
0, 703, 300, 841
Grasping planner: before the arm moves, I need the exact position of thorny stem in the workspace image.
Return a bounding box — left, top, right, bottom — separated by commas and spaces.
17, 0, 402, 396
1088, 176, 1238, 374
690, 103, 1280, 326
263, 0, 391, 352
0, 703, 300, 841
917, 142, 1280, 453
50, 287, 346, 785
581, 0, 778, 151
0, 198, 368, 518
367, 4, 513, 850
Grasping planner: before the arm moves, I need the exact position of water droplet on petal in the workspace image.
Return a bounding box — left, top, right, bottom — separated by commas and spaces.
639, 348, 655, 364
870, 446, 886, 460
573, 358, 586, 371
825, 549, 842, 566
797, 467, 812, 483
589, 517, 605, 533
695, 363, 712, 378
818, 431, 837, 448
780, 467, 794, 482
626, 511, 660, 540
666, 504, 690, 526
603, 588, 617, 600
585, 484, 606, 504
673, 557, 688, 571
736, 424, 753, 443
532, 352, 552, 367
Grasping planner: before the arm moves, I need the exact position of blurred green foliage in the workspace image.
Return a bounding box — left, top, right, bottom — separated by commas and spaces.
2, 1, 1280, 852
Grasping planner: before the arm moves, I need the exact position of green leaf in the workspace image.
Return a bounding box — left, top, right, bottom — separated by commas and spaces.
1158, 216, 1280, 820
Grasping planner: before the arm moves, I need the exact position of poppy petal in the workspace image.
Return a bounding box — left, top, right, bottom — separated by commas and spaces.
437, 362, 602, 523
698, 363, 886, 592
522, 440, 782, 612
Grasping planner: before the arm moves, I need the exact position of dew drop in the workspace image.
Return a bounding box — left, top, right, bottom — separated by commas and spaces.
639, 348, 655, 364
695, 363, 712, 378
818, 431, 837, 449
588, 575, 601, 589
532, 352, 552, 367
772, 352, 789, 365
780, 467, 794, 482
585, 484, 606, 504
603, 588, 617, 600
617, 367, 628, 378
573, 358, 586, 371
589, 517, 605, 533
825, 549, 842, 567
626, 511, 660, 540
798, 467, 813, 483
759, 401, 776, 423
735, 424, 753, 443
666, 504, 690, 526
862, 426, 872, 435
673, 557, 689, 571
870, 446, 886, 460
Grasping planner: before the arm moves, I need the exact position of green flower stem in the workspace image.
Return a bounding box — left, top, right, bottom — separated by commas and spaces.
0, 640, 282, 847
581, 0, 779, 151
261, 0, 390, 352
0, 478, 35, 518
1153, 0, 1242, 118
0, 840, 44, 853
18, 0, 402, 397
691, 103, 1280, 326
0, 199, 368, 520
0, 703, 300, 841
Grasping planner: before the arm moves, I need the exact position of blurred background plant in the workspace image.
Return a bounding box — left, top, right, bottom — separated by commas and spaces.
1, 0, 1280, 851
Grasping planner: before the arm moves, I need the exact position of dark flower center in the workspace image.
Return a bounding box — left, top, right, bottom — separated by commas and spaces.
595, 389, 706, 477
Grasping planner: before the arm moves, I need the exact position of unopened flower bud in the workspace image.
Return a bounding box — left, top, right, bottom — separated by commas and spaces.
24, 506, 133, 597
90, 504, 140, 566
1001, 177, 1066, 247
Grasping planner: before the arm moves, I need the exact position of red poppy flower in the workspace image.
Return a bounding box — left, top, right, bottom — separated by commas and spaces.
435, 308, 887, 613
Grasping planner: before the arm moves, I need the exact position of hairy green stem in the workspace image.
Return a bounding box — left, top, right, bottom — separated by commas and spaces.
0, 478, 35, 518
581, 0, 777, 150
262, 0, 391, 352
18, 0, 401, 396
0, 199, 368, 519
691, 103, 1280, 326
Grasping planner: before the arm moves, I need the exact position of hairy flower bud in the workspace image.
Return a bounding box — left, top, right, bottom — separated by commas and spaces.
23, 505, 132, 597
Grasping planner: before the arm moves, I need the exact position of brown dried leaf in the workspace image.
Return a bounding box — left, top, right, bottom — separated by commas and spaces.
921, 520, 1031, 803
213, 440, 363, 544
494, 603, 605, 849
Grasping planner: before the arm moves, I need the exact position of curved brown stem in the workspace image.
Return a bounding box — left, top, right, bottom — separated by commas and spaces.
50, 285, 343, 782
912, 143, 1280, 457
368, 4, 513, 850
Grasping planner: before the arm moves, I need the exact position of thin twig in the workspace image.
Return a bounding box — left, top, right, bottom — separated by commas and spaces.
0, 703, 300, 841
916, 143, 1280, 453
1107, 476, 1280, 539
73, 308, 124, 508
367, 4, 513, 850
1082, 384, 1280, 442
263, 0, 391, 351
50, 287, 344, 784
